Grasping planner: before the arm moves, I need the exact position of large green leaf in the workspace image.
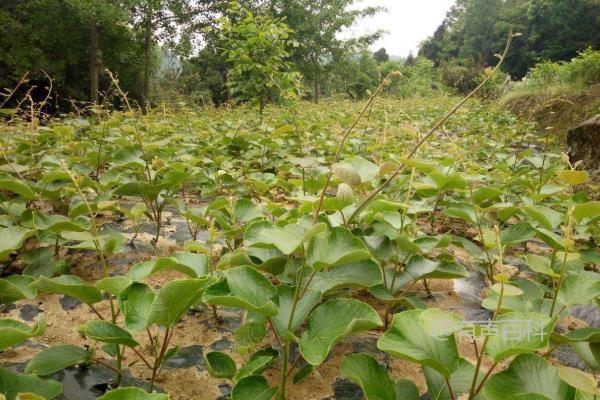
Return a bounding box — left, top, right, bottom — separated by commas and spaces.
0, 367, 62, 400
218, 247, 286, 275
25, 345, 93, 375
524, 205, 563, 230
203, 266, 278, 316
0, 173, 36, 200
98, 387, 170, 400
573, 201, 600, 221
485, 312, 557, 363
271, 285, 321, 336
0, 275, 37, 304
234, 199, 264, 223
0, 226, 35, 258
77, 320, 139, 347
244, 221, 326, 255
341, 353, 399, 400
305, 259, 382, 295
127, 252, 208, 280
299, 299, 382, 365
377, 309, 459, 377
231, 375, 277, 400
501, 222, 536, 246
481, 354, 573, 400
557, 272, 600, 308
96, 276, 133, 296
119, 283, 155, 331
306, 227, 372, 269
148, 278, 207, 327
0, 317, 46, 350
30, 275, 102, 305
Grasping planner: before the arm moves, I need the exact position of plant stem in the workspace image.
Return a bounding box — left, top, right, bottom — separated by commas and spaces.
312, 74, 394, 224
549, 250, 570, 318
444, 377, 456, 400
346, 27, 514, 226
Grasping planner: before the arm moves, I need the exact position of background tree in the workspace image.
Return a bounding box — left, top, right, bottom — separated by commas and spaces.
419, 0, 600, 79
267, 0, 383, 102
221, 4, 301, 117
373, 47, 389, 64
130, 0, 221, 112
0, 0, 144, 109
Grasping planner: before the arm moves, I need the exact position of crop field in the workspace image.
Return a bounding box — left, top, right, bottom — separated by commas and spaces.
0, 94, 599, 400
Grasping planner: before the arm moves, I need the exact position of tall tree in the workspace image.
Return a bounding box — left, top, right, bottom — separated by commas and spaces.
131, 0, 220, 112
65, 1, 130, 104
268, 0, 383, 102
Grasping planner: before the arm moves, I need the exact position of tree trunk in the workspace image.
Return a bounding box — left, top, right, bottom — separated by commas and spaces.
89, 17, 99, 104
142, 17, 152, 114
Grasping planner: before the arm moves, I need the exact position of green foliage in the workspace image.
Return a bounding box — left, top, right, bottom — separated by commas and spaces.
420, 0, 600, 79
220, 3, 301, 115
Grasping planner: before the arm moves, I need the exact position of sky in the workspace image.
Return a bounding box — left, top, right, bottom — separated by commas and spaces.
342, 0, 456, 58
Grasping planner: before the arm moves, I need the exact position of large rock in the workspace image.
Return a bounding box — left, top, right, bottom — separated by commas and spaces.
567, 115, 600, 183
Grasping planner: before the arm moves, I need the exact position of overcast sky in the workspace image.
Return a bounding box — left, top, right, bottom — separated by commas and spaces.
342, 0, 456, 57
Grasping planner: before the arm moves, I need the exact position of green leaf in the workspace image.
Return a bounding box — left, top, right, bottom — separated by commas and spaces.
120, 283, 155, 331
77, 320, 139, 347
0, 367, 62, 400
0, 226, 35, 258
271, 285, 320, 336
0, 275, 37, 304
526, 254, 558, 277
234, 321, 266, 347
342, 157, 380, 183
473, 186, 504, 204
231, 375, 277, 400
127, 252, 208, 280
235, 347, 278, 381
557, 273, 600, 308
573, 201, 600, 221
558, 366, 600, 395
0, 317, 46, 351
25, 345, 93, 376
203, 266, 278, 316
481, 354, 572, 400
341, 353, 397, 400
96, 276, 133, 296
299, 299, 382, 365
148, 278, 207, 327
423, 358, 480, 400
377, 310, 459, 377
244, 221, 326, 255
98, 387, 170, 400
444, 203, 477, 224
306, 227, 372, 269
0, 173, 36, 200
306, 259, 382, 295
524, 205, 563, 230
234, 199, 264, 223
206, 352, 237, 379
30, 275, 102, 305
501, 222, 536, 246
485, 312, 557, 363
556, 170, 588, 186
292, 364, 314, 384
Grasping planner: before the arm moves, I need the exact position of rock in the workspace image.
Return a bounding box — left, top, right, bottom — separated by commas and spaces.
568, 115, 600, 183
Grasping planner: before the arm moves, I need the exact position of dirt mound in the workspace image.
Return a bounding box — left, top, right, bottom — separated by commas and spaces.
501, 84, 600, 141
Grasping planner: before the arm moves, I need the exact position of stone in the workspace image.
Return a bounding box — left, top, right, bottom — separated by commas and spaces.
567, 115, 600, 183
